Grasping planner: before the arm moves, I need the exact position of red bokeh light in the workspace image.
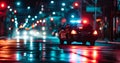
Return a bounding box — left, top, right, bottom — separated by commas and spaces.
0, 2, 6, 8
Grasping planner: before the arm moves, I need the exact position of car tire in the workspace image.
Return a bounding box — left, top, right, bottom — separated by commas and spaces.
60, 39, 64, 45
90, 40, 95, 46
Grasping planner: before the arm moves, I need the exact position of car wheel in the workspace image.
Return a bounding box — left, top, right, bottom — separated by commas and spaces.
60, 39, 64, 45
90, 40, 95, 46
67, 40, 72, 45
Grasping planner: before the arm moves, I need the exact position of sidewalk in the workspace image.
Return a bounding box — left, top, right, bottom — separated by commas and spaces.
97, 38, 120, 44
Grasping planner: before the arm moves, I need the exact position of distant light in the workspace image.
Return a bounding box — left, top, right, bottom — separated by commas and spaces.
62, 3, 66, 6
42, 27, 45, 31
43, 32, 46, 35
41, 8, 44, 11
26, 21, 28, 24
30, 54, 33, 57
28, 15, 31, 18
43, 19, 46, 23
14, 10, 17, 13
35, 16, 37, 19
39, 11, 42, 14
32, 18, 34, 21
16, 2, 21, 6
25, 19, 28, 22
61, 8, 64, 11
11, 19, 14, 22
23, 53, 27, 56
39, 20, 42, 22
51, 1, 54, 4
50, 17, 54, 21
35, 23, 37, 26
43, 39, 46, 42
43, 36, 46, 39
15, 18, 17, 21
71, 15, 75, 18
41, 5, 44, 7
15, 21, 18, 24
52, 12, 56, 15
12, 12, 14, 14
9, 27, 11, 30
70, 6, 74, 9
7, 6, 10, 9
74, 2, 79, 7
27, 6, 30, 9
37, 21, 39, 23
9, 8, 12, 11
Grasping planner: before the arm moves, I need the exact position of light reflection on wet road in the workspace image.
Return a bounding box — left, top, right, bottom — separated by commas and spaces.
0, 38, 120, 63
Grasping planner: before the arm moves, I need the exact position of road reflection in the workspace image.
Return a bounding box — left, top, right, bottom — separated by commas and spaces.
0, 39, 120, 63
69, 47, 98, 63
0, 40, 17, 61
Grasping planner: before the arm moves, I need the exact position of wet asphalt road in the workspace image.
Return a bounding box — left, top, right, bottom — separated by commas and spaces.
0, 37, 120, 63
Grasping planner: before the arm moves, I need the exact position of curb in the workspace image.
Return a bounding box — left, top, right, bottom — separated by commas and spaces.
96, 40, 120, 44
108, 41, 120, 44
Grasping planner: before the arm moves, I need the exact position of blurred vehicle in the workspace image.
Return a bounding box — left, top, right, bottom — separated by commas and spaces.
16, 28, 29, 39
58, 19, 98, 46
16, 28, 40, 39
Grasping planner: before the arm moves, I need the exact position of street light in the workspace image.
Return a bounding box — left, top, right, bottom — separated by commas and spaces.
16, 2, 21, 6
9, 8, 12, 11
41, 5, 44, 7
7, 6, 10, 9
62, 3, 66, 6
50, 1, 54, 4
41, 8, 44, 11
35, 16, 37, 19
52, 12, 56, 15
39, 11, 42, 14
28, 15, 31, 18
61, 8, 64, 11
32, 18, 34, 21
27, 6, 30, 9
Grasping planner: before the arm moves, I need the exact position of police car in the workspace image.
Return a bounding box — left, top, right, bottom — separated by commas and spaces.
58, 19, 98, 46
